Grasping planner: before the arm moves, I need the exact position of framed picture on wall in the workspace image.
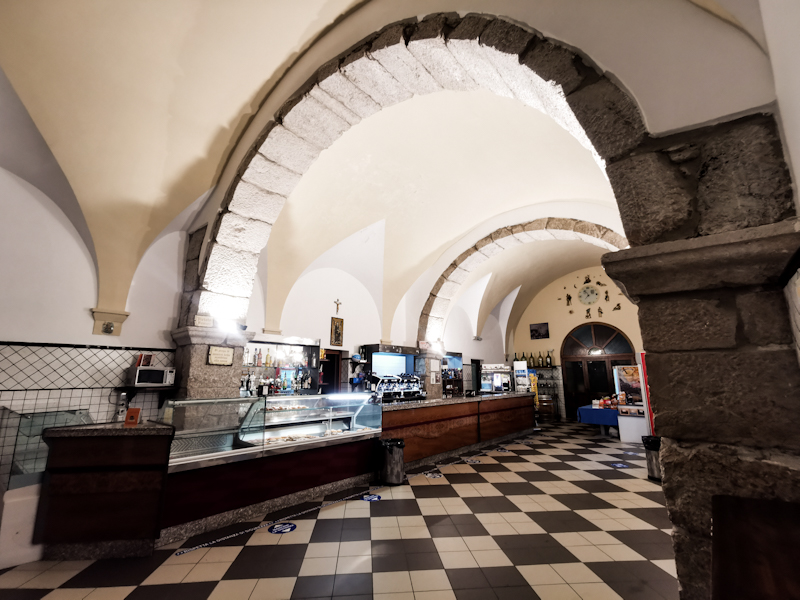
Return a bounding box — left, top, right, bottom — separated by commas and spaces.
331, 317, 344, 347
530, 323, 550, 340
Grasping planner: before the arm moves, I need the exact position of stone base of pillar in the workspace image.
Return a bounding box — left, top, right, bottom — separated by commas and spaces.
171, 326, 255, 399
417, 352, 443, 399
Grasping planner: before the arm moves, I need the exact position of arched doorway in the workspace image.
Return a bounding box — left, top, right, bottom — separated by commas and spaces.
560, 323, 635, 420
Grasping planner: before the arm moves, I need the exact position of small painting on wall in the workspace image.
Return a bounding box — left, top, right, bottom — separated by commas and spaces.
529, 323, 550, 340
331, 317, 344, 347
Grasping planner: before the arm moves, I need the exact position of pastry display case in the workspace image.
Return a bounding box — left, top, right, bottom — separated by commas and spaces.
158, 392, 381, 471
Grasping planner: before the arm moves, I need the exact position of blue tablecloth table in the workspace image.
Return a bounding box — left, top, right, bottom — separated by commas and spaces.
577, 405, 619, 435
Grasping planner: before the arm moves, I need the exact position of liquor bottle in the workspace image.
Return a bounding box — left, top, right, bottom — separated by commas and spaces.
546, 351, 552, 367
257, 350, 263, 367
265, 349, 271, 367
514, 353, 519, 362
243, 348, 249, 366
538, 352, 544, 367
526, 353, 533, 369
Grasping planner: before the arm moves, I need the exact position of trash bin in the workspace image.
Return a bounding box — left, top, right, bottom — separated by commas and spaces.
381, 439, 405, 486
642, 436, 662, 482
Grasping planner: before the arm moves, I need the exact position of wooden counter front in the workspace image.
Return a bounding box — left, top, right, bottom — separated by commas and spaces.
382, 394, 535, 463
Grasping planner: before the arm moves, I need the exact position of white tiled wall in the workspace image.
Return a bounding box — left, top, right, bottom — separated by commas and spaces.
0, 343, 175, 486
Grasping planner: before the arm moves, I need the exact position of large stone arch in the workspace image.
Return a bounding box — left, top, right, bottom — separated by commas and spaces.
181, 12, 646, 328
417, 218, 628, 342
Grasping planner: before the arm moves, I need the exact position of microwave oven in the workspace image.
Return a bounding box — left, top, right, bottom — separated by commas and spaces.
129, 366, 176, 387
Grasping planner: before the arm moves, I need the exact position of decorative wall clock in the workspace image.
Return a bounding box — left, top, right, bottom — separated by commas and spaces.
578, 285, 599, 305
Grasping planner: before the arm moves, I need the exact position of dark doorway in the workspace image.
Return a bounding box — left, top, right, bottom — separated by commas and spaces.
320, 349, 341, 393
560, 323, 635, 420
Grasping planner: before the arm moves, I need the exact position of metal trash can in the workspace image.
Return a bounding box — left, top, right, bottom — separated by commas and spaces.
642, 436, 662, 482
381, 439, 405, 486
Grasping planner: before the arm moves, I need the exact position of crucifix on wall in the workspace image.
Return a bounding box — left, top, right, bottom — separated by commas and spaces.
334, 299, 342, 314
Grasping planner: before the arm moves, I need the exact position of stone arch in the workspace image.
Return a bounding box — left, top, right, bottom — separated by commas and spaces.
182, 12, 646, 328
418, 218, 628, 342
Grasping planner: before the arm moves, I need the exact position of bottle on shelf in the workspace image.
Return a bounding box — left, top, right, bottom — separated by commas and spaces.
546, 350, 552, 367
537, 352, 544, 367
514, 353, 519, 362
243, 348, 250, 367
266, 349, 271, 367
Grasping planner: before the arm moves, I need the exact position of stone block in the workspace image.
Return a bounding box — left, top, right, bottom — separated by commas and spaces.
670, 525, 711, 600
600, 229, 628, 249
426, 316, 445, 341
429, 296, 450, 319
447, 267, 469, 284
341, 46, 412, 108
183, 259, 199, 292
430, 275, 446, 296
308, 85, 361, 126
258, 124, 321, 175
698, 120, 794, 235
202, 244, 259, 298
186, 226, 206, 261
523, 219, 548, 231
520, 40, 584, 96
494, 233, 521, 249
280, 93, 351, 149
228, 180, 286, 225
370, 24, 442, 96
606, 152, 693, 246
566, 78, 647, 161
479, 19, 534, 56
477, 241, 503, 258
174, 344, 243, 399
417, 313, 430, 341
408, 16, 477, 92
447, 16, 512, 99
647, 348, 800, 450
637, 295, 737, 352
421, 294, 435, 316
736, 289, 793, 346
242, 154, 301, 197
441, 263, 456, 280
437, 280, 460, 300
196, 290, 250, 323
574, 221, 601, 239
215, 212, 272, 255
660, 438, 800, 539
602, 219, 800, 297
456, 248, 488, 272
546, 217, 576, 231
317, 57, 382, 119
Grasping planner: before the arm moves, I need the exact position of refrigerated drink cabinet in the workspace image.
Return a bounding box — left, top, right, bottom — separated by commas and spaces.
481, 364, 512, 393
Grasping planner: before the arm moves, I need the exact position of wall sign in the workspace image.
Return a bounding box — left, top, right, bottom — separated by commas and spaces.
194, 315, 214, 327
208, 346, 234, 366
268, 523, 297, 534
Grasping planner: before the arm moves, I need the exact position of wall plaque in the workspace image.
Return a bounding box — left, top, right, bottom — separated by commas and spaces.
208, 346, 234, 366
194, 315, 214, 327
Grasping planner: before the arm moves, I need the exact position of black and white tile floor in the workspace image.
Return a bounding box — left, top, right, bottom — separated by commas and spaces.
0, 423, 677, 600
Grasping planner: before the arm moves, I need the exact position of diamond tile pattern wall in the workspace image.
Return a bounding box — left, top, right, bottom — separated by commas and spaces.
0, 344, 174, 390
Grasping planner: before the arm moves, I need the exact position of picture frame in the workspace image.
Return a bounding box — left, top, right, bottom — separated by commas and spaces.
331, 317, 344, 347
529, 323, 550, 340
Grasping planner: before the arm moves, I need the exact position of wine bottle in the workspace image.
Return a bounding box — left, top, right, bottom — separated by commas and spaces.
514, 353, 519, 362
538, 352, 544, 367
546, 351, 552, 367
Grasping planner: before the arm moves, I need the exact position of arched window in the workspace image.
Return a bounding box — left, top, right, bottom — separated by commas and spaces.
560, 323, 635, 419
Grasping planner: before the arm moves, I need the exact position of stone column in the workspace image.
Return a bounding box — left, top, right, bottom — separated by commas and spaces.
604, 220, 800, 599
171, 326, 255, 399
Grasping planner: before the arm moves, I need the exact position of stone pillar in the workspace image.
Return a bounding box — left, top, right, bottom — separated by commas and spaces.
171, 326, 255, 399
416, 353, 443, 399
604, 219, 800, 599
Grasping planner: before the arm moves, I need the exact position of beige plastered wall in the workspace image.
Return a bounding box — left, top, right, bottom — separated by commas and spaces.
513, 266, 642, 361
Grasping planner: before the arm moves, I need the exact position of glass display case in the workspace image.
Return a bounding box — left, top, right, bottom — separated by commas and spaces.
158, 392, 381, 471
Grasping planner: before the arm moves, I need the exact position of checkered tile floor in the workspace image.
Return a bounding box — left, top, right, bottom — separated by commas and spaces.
0, 423, 677, 600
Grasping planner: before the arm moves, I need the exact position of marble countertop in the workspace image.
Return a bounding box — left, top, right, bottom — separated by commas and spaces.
43, 421, 175, 437
381, 392, 535, 412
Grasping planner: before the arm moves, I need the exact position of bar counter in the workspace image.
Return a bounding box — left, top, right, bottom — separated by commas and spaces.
380, 392, 536, 463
